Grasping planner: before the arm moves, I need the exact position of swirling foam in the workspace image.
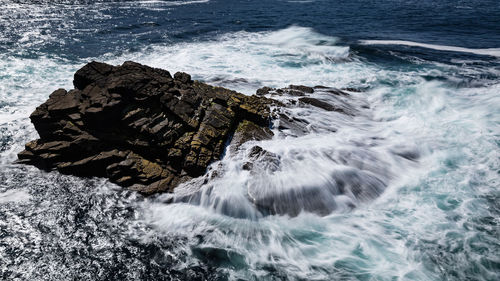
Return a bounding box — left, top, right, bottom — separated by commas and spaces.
1, 25, 499, 280
360, 39, 500, 57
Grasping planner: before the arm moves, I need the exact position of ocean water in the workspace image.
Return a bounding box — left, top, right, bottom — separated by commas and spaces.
1, 0, 499, 280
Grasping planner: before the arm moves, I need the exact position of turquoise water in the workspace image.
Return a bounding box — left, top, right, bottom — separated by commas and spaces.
0, 1, 499, 280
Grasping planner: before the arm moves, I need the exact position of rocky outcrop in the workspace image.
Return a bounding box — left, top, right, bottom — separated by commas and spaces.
17, 61, 278, 194
16, 61, 389, 217
17, 60, 363, 204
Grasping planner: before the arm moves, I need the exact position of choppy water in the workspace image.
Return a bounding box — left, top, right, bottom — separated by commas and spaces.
1, 0, 499, 280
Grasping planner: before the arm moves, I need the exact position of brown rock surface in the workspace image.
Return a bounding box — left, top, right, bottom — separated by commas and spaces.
18, 61, 277, 194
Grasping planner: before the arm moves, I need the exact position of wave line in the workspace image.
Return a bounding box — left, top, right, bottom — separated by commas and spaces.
360, 40, 500, 57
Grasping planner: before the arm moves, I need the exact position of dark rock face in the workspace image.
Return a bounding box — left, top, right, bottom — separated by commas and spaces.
229, 120, 274, 154
288, 84, 314, 94
18, 61, 277, 194
298, 97, 348, 114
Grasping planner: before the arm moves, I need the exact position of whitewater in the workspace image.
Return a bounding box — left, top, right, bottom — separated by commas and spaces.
1, 1, 499, 280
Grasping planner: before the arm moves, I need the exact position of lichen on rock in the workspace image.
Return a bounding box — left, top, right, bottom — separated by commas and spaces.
18, 61, 278, 194
18, 60, 359, 202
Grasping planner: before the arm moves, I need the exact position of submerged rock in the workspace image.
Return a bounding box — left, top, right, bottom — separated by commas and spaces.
18, 61, 277, 194
288, 84, 314, 94
298, 97, 348, 114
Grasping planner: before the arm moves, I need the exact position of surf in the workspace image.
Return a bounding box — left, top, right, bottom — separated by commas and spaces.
360, 39, 500, 57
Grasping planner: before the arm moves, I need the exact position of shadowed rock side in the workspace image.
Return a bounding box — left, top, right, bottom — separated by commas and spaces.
18, 61, 277, 194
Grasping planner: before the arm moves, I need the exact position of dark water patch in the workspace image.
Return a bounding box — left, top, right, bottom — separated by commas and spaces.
0, 129, 14, 153
2, 0, 500, 60
0, 167, 222, 280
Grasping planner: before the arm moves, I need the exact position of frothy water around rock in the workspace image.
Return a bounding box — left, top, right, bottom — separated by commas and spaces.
166, 85, 412, 219
1, 1, 500, 280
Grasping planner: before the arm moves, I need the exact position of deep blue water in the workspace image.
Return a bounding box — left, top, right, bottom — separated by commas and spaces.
0, 0, 499, 280
2, 0, 500, 59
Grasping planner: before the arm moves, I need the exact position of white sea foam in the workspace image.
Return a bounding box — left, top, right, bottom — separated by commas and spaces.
1, 25, 499, 280
119, 27, 499, 279
0, 188, 31, 203
145, 75, 499, 279
360, 39, 500, 57
106, 26, 353, 93
0, 55, 78, 163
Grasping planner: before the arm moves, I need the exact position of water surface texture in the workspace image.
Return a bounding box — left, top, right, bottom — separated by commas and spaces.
1, 0, 499, 280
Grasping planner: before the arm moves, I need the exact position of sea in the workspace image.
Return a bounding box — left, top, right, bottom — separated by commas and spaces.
0, 0, 499, 280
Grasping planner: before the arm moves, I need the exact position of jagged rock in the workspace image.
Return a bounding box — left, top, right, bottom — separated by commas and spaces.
275, 113, 309, 136
261, 85, 314, 97
256, 86, 272, 96
18, 61, 278, 194
288, 84, 314, 93
299, 97, 347, 114
242, 145, 280, 172
229, 120, 274, 153
18, 61, 364, 205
